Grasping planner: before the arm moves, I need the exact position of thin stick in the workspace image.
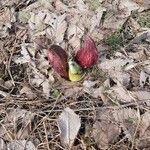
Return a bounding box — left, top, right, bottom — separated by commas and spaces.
43, 120, 50, 150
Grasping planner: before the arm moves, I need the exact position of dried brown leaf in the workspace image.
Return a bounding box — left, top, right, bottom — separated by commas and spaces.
20, 86, 36, 99
0, 108, 34, 140
93, 121, 120, 149
108, 83, 150, 103
113, 108, 139, 140
93, 109, 120, 149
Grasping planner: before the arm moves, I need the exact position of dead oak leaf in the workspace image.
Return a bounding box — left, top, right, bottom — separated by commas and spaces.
93, 120, 120, 149
113, 108, 140, 140
93, 109, 120, 149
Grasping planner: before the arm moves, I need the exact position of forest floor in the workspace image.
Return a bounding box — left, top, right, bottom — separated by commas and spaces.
0, 0, 150, 149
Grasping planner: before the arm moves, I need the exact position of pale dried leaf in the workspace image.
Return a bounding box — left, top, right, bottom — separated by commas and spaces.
113, 108, 139, 140
57, 107, 81, 148
76, 0, 89, 13
0, 108, 34, 140
6, 109, 34, 127
108, 85, 133, 102
46, 14, 67, 44
132, 91, 150, 100
93, 109, 120, 149
39, 0, 54, 9
18, 11, 31, 23
106, 71, 131, 87
99, 58, 133, 72
0, 0, 20, 6
90, 7, 106, 33
83, 80, 100, 98
30, 70, 50, 99
67, 24, 84, 49
20, 86, 36, 99
131, 30, 150, 44
109, 84, 150, 103
103, 15, 127, 30
0, 7, 16, 28
36, 50, 49, 74
118, 0, 139, 17
138, 112, 150, 149
28, 11, 47, 31
24, 1, 41, 12
99, 86, 109, 104
0, 138, 7, 150
14, 44, 34, 64
139, 111, 150, 137
113, 108, 139, 123
41, 80, 50, 99
140, 70, 150, 88
124, 62, 138, 71
0, 23, 9, 38
138, 131, 150, 150
55, 0, 69, 12
128, 50, 146, 60
64, 87, 82, 97
93, 121, 120, 149
7, 140, 36, 150
4, 80, 14, 89
83, 80, 98, 88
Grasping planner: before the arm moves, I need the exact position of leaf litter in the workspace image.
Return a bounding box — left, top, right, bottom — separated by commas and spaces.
0, 0, 150, 149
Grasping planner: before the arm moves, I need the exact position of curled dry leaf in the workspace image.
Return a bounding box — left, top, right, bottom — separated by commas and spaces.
57, 107, 81, 148
48, 45, 68, 79
75, 35, 98, 68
